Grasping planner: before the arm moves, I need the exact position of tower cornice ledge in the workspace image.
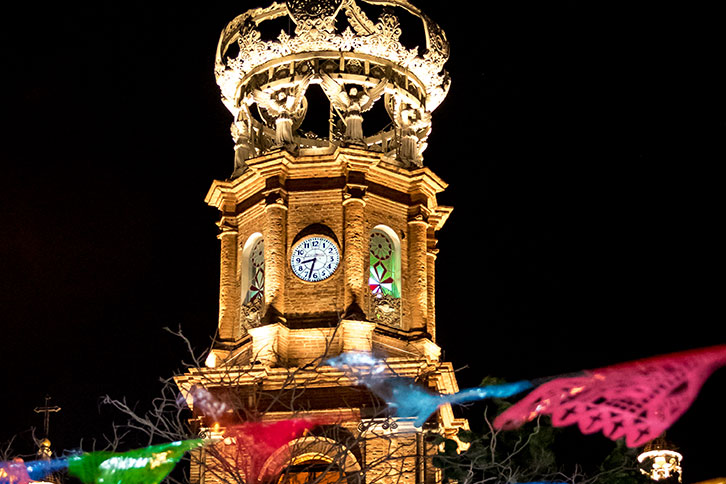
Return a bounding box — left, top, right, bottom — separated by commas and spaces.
206, 147, 449, 214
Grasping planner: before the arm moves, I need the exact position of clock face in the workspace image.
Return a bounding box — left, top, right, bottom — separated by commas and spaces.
290, 236, 341, 282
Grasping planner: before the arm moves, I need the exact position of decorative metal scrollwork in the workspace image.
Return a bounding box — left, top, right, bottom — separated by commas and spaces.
358, 418, 399, 432
287, 0, 343, 21
215, 0, 450, 175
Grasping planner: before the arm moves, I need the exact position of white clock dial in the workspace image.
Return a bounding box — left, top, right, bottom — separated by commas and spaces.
290, 235, 340, 282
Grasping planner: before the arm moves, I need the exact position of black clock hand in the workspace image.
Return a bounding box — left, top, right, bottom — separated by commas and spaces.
307, 258, 316, 278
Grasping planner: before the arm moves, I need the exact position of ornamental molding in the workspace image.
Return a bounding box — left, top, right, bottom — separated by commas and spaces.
215, 0, 450, 111
214, 0, 451, 175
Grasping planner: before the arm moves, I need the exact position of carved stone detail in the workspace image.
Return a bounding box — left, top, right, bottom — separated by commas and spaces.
215, 0, 450, 169
371, 294, 401, 328
286, 0, 343, 22
320, 71, 387, 144
240, 296, 263, 329
216, 216, 238, 236
217, 0, 450, 109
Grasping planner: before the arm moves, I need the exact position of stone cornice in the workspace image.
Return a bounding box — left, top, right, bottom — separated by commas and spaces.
206, 148, 448, 219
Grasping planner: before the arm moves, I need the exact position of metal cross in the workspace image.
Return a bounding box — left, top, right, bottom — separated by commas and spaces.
34, 395, 61, 438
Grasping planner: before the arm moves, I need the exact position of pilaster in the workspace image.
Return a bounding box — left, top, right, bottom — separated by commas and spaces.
343, 183, 367, 318
263, 189, 288, 322
217, 216, 242, 341
426, 248, 437, 342
405, 210, 429, 332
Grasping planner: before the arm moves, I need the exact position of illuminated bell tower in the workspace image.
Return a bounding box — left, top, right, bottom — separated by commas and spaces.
177, 2, 467, 484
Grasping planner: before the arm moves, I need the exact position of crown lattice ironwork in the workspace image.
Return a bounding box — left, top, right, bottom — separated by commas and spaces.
215, 0, 451, 177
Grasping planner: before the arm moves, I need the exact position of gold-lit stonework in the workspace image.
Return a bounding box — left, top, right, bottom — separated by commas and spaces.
176, 2, 465, 484
214, 0, 450, 176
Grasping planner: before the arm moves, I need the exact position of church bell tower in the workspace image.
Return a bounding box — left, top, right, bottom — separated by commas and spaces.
176, 2, 467, 483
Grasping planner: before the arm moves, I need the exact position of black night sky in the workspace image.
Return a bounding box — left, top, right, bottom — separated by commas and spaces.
1, 1, 724, 482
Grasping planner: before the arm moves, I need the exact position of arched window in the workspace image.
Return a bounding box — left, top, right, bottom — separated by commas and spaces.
242, 234, 264, 303
277, 461, 345, 484
262, 433, 361, 484
369, 226, 400, 298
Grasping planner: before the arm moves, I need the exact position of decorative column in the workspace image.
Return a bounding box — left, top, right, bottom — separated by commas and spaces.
263, 191, 287, 321
217, 216, 242, 341
343, 185, 367, 317
426, 245, 438, 341
406, 212, 428, 331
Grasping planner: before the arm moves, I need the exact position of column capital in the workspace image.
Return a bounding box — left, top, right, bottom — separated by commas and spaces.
407, 213, 429, 225
216, 216, 238, 238
343, 184, 367, 205
263, 189, 288, 210
408, 204, 431, 224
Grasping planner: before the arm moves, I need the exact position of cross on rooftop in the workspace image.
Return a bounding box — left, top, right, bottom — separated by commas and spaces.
33, 395, 61, 438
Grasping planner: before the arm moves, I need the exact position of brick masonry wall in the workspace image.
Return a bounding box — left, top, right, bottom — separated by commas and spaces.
284, 189, 346, 318
286, 327, 339, 365
208, 149, 450, 366
365, 434, 418, 484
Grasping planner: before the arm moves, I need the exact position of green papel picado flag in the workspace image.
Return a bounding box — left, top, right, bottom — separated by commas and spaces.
67, 440, 202, 484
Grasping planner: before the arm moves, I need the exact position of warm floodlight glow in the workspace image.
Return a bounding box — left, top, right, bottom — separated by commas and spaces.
638, 449, 683, 482
205, 352, 218, 368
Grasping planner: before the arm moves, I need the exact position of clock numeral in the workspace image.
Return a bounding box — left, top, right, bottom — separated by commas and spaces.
291, 236, 339, 282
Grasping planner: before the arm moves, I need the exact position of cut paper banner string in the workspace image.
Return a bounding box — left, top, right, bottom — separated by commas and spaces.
179, 385, 229, 421
67, 439, 202, 484
225, 419, 320, 484
493, 344, 726, 447
1, 457, 69, 484
376, 377, 533, 427
326, 353, 533, 426
25, 458, 69, 482
0, 459, 30, 484
2, 441, 201, 484
1, 418, 320, 484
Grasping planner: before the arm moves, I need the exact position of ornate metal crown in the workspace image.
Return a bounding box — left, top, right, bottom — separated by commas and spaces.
215, 0, 450, 176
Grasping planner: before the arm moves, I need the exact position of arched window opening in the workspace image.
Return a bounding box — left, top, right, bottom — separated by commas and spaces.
369, 226, 401, 328
262, 435, 361, 484
243, 234, 265, 303
277, 461, 345, 484
369, 227, 400, 298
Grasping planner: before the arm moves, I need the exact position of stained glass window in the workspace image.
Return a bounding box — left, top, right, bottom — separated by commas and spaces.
246, 237, 264, 302
369, 228, 399, 298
